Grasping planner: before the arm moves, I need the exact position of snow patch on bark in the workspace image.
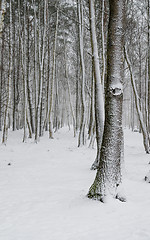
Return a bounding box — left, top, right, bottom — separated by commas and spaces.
110, 83, 123, 96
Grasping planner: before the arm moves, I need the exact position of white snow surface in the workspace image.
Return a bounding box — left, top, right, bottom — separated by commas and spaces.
0, 128, 150, 240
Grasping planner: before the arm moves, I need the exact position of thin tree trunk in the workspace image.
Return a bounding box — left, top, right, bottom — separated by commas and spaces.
124, 47, 150, 154
26, 5, 34, 134
2, 0, 12, 144
78, 0, 86, 147
89, 0, 105, 170
0, 0, 6, 39
35, 0, 47, 142
49, 9, 59, 139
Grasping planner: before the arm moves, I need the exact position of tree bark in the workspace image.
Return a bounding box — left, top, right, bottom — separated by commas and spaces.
77, 0, 86, 147
49, 9, 59, 139
89, 0, 105, 170
88, 0, 126, 202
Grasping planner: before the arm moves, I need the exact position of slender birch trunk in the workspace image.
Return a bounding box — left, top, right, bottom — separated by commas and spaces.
49, 9, 59, 139
124, 48, 150, 154
101, 0, 106, 90
22, 1, 27, 142
26, 5, 34, 134
2, 0, 12, 144
89, 0, 105, 170
77, 0, 86, 147
0, 0, 6, 39
35, 0, 47, 142
64, 38, 76, 137
0, 27, 4, 131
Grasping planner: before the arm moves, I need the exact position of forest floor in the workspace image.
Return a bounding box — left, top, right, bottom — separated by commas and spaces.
0, 127, 150, 240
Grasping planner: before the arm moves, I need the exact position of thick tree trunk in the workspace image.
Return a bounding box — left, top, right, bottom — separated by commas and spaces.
88, 0, 126, 202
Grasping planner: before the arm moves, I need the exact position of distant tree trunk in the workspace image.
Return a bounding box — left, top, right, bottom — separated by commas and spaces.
0, 28, 4, 131
0, 0, 6, 39
12, 4, 16, 131
22, 0, 27, 142
88, 0, 126, 202
33, 0, 38, 133
49, 9, 59, 139
44, 32, 51, 131
35, 0, 47, 142
101, 0, 106, 90
76, 49, 80, 132
78, 0, 86, 147
89, 0, 105, 170
64, 37, 76, 137
26, 5, 34, 134
2, 0, 12, 144
124, 48, 150, 154
0, 0, 6, 131
88, 68, 95, 140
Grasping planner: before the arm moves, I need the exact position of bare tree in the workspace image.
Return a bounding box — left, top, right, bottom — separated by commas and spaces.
88, 0, 126, 202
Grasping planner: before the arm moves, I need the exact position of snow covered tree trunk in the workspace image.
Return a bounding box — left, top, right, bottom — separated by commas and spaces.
88, 68, 95, 141
2, 0, 12, 144
148, 0, 150, 133
33, 0, 38, 134
0, 27, 4, 131
101, 0, 106, 90
77, 0, 86, 147
49, 9, 59, 139
22, 0, 27, 142
124, 48, 150, 154
44, 31, 51, 132
26, 5, 34, 134
88, 0, 126, 202
0, 0, 6, 131
0, 0, 6, 39
64, 38, 76, 137
89, 0, 105, 170
35, 1, 47, 142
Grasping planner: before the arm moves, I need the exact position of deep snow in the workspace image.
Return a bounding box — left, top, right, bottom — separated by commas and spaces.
0, 128, 150, 240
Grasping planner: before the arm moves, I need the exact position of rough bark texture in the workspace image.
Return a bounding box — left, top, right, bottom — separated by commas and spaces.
88, 0, 126, 201
0, 0, 6, 39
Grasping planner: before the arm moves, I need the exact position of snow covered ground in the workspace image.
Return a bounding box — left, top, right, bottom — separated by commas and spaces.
0, 128, 150, 240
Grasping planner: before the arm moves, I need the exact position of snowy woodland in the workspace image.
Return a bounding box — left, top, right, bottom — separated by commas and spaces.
0, 0, 150, 239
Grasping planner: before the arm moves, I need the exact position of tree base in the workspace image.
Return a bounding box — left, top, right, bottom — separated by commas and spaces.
87, 189, 127, 203
87, 192, 106, 203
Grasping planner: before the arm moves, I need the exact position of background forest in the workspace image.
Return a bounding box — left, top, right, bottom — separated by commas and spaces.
0, 0, 150, 149
1, 0, 150, 239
